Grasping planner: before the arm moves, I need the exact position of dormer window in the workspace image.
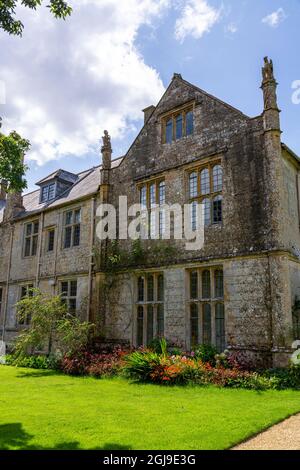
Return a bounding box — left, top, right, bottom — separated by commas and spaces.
41, 183, 56, 203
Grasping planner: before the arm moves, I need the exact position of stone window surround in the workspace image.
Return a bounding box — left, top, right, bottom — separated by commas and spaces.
161, 101, 195, 144
186, 158, 223, 227
23, 219, 40, 258
185, 265, 225, 351
137, 178, 166, 239
62, 207, 81, 250
134, 272, 164, 347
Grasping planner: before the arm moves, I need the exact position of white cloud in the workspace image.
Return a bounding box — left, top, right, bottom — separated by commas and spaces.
0, 0, 170, 165
174, 0, 221, 42
262, 7, 287, 28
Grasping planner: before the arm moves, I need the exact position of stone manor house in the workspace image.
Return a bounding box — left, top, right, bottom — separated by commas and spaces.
1, 58, 300, 367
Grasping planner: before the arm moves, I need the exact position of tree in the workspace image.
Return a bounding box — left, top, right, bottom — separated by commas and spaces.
14, 289, 94, 357
0, 0, 72, 36
0, 126, 29, 192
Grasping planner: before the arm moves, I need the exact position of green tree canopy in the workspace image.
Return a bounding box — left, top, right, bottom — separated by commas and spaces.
0, 0, 72, 36
0, 128, 29, 192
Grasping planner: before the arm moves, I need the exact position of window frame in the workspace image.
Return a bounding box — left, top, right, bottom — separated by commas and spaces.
161, 103, 195, 144
136, 273, 164, 346
40, 182, 56, 203
187, 267, 225, 352
18, 283, 34, 326
63, 208, 81, 249
138, 178, 166, 239
46, 227, 55, 253
23, 220, 40, 258
60, 279, 78, 315
187, 161, 223, 229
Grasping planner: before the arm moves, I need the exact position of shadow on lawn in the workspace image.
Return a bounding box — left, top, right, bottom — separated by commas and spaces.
16, 370, 62, 379
0, 423, 132, 450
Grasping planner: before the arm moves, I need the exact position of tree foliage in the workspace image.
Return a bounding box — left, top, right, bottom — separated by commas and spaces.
14, 289, 94, 358
0, 129, 29, 192
0, 0, 72, 36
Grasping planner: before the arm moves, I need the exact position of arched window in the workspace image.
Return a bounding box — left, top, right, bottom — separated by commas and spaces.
215, 303, 225, 352
138, 277, 144, 302
215, 270, 224, 298
200, 168, 210, 195
190, 271, 198, 299
147, 305, 154, 345
213, 165, 223, 192
189, 172, 198, 198
203, 303, 211, 345
176, 114, 183, 140
190, 304, 199, 346
202, 270, 211, 299
213, 195, 222, 223
166, 118, 173, 143
137, 306, 144, 347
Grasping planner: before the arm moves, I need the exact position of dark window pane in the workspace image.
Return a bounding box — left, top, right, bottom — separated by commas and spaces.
24, 238, 31, 257
70, 281, 77, 297
176, 114, 183, 140
203, 303, 211, 345
213, 196, 222, 223
186, 111, 194, 136
21, 286, 27, 298
147, 275, 154, 302
140, 186, 147, 208
0, 288, 2, 303
65, 211, 72, 225
137, 306, 144, 346
26, 224, 32, 236
190, 271, 198, 299
203, 198, 211, 226
138, 277, 144, 302
157, 304, 164, 337
33, 222, 39, 234
31, 235, 38, 256
61, 282, 68, 296
64, 227, 72, 248
202, 270, 211, 299
215, 303, 225, 352
74, 209, 81, 224
190, 303, 198, 346
166, 119, 173, 144
69, 299, 76, 315
41, 186, 48, 202
215, 270, 224, 298
48, 184, 55, 200
48, 230, 55, 252
191, 201, 197, 231
157, 275, 164, 302
73, 225, 81, 246
147, 305, 154, 345
159, 181, 165, 205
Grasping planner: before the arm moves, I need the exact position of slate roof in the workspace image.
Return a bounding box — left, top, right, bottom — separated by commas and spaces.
0, 156, 123, 222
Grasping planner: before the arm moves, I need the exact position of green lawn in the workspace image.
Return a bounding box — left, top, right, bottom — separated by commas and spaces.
1, 366, 300, 450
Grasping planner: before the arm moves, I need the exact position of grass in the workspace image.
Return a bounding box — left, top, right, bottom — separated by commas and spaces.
1, 366, 300, 450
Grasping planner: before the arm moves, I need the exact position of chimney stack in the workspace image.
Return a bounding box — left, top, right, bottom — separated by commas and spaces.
100, 130, 112, 203
142, 105, 155, 124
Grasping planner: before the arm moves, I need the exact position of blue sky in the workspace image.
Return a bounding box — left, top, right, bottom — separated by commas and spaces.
1, 0, 299, 193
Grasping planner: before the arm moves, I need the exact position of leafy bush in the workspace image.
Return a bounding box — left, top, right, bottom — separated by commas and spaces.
4, 354, 58, 370
192, 344, 218, 366
123, 350, 161, 381
60, 345, 129, 378
263, 366, 300, 390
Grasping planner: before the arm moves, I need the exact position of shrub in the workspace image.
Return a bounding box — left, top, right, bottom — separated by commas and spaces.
192, 344, 218, 366
263, 366, 300, 390
123, 350, 161, 381
5, 354, 58, 370
60, 345, 129, 378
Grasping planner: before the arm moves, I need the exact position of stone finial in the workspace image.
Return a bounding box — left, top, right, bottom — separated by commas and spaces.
262, 57, 275, 83
172, 73, 182, 81
101, 130, 112, 171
